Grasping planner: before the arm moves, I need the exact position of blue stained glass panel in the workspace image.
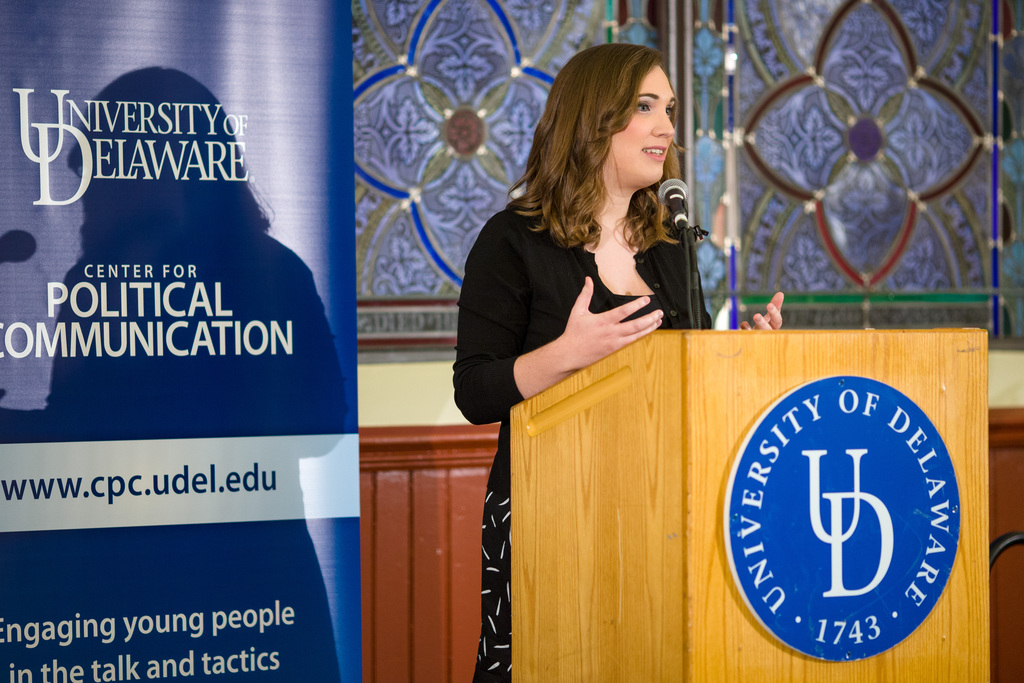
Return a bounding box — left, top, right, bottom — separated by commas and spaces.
353, 0, 606, 300
729, 0, 1006, 335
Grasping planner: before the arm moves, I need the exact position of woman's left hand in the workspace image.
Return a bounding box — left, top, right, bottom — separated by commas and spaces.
740, 291, 784, 330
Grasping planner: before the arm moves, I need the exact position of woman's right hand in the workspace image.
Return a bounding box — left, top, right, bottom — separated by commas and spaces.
513, 277, 663, 399
561, 276, 663, 368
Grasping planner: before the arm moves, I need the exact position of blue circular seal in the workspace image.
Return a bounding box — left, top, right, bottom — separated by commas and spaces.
723, 376, 960, 661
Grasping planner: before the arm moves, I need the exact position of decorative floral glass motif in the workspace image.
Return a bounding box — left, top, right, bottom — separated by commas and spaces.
353, 0, 605, 303
688, 3, 730, 323
353, 0, 1021, 343
352, 0, 665, 346
733, 0, 998, 331
1002, 13, 1024, 337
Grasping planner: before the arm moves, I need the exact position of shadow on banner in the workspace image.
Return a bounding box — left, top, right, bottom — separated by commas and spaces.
0, 65, 356, 681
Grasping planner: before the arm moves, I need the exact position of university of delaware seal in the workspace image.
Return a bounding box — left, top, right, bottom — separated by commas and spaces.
723, 376, 960, 661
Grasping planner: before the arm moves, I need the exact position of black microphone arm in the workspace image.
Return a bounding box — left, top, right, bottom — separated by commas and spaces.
657, 179, 706, 329
657, 179, 708, 240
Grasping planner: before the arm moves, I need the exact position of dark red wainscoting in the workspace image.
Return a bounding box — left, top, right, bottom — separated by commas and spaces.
360, 410, 1024, 682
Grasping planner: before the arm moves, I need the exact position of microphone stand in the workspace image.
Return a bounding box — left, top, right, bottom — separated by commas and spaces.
679, 221, 708, 331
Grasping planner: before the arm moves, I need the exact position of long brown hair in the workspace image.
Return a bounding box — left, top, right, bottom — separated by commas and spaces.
509, 43, 681, 250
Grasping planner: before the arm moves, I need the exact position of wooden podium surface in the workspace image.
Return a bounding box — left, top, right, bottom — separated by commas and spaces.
510, 329, 988, 682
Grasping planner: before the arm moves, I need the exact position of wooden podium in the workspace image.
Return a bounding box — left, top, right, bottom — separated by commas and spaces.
510, 329, 989, 681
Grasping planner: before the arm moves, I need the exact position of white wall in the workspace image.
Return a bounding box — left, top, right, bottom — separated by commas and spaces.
358, 361, 466, 427
358, 350, 1024, 427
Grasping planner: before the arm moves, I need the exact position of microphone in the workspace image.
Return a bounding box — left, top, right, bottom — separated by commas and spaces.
0, 230, 37, 265
658, 180, 706, 328
657, 179, 708, 241
658, 178, 689, 230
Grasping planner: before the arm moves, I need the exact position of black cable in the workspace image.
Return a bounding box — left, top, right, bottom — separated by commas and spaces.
680, 226, 699, 330
990, 531, 1024, 568
685, 226, 706, 330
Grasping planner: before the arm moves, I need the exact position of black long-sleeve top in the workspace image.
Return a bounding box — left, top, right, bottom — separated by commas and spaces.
454, 208, 711, 497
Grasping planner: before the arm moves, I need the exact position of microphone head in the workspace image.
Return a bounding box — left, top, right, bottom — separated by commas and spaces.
658, 178, 688, 205
0, 230, 37, 264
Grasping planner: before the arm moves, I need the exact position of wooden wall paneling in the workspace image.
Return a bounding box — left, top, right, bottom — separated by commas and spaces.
989, 408, 1024, 683
360, 411, 1024, 681
370, 468, 413, 682
449, 466, 491, 681
412, 467, 450, 680
360, 425, 498, 683
359, 469, 376, 681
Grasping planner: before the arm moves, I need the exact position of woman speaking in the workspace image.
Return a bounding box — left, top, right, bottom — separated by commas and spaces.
454, 42, 783, 681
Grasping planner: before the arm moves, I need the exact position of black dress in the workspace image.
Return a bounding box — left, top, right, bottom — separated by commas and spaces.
453, 208, 710, 681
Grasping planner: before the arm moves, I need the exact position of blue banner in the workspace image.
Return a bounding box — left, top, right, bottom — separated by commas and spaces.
0, 1, 360, 680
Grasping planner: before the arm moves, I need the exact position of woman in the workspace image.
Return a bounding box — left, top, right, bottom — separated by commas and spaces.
454, 43, 783, 681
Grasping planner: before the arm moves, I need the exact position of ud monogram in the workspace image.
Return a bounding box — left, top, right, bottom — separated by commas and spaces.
804, 448, 893, 598
14, 88, 94, 206
724, 376, 960, 661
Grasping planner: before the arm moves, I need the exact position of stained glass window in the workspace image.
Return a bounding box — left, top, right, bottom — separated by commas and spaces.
354, 0, 605, 351
353, 0, 1023, 351
352, 0, 663, 353
699, 0, 1020, 342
